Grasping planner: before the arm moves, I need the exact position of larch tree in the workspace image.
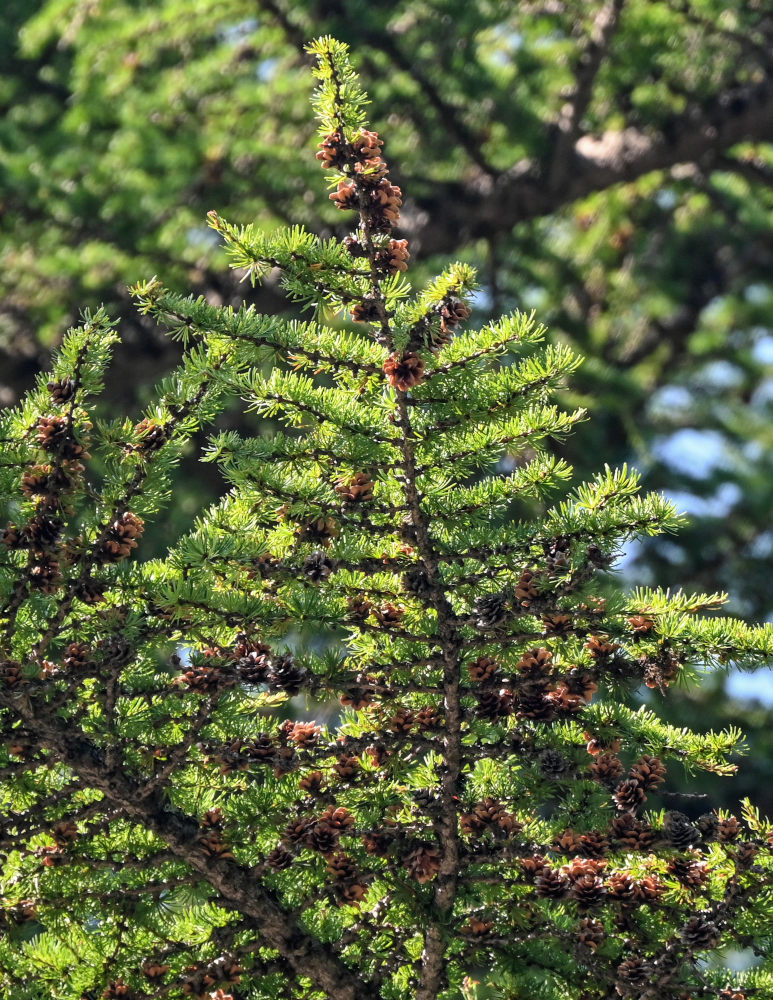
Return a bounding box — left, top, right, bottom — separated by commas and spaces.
0, 36, 772, 1000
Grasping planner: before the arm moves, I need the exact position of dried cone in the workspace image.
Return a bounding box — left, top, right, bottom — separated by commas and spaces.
142, 961, 171, 981
468, 655, 498, 682
97, 512, 144, 562
298, 771, 324, 795
474, 592, 509, 629
535, 868, 568, 898
629, 754, 666, 791
134, 418, 168, 452
681, 914, 721, 950
47, 377, 76, 405
386, 239, 410, 274
335, 473, 374, 504
36, 415, 89, 460
404, 844, 441, 883
578, 917, 605, 952
667, 854, 708, 888
267, 845, 294, 870
383, 352, 425, 391
607, 871, 637, 900
316, 131, 346, 168
614, 779, 646, 813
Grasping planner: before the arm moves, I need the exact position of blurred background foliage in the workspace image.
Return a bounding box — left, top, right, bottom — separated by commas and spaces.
2, 0, 773, 813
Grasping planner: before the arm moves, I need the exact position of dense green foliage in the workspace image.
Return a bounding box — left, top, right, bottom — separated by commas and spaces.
0, 38, 772, 1000
2, 1, 773, 622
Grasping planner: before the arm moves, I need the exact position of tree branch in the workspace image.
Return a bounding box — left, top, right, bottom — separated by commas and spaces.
548, 0, 626, 187
406, 75, 773, 254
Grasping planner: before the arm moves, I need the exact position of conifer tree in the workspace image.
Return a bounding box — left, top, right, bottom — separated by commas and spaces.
1, 36, 773, 1000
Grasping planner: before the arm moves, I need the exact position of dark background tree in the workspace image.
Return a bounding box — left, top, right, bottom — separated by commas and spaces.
3, 0, 773, 805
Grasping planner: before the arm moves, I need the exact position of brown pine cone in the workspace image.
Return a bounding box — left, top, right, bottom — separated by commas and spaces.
572, 874, 606, 910
352, 129, 384, 160
36, 415, 89, 461
284, 818, 315, 845
327, 850, 357, 882
301, 516, 340, 546
614, 779, 646, 813
47, 377, 76, 405
629, 754, 666, 791
267, 655, 307, 695
386, 238, 410, 274
718, 816, 742, 843
319, 807, 355, 832
389, 708, 415, 733
542, 613, 572, 637
680, 914, 721, 950
308, 823, 339, 855
517, 647, 553, 675
370, 179, 402, 230
285, 722, 321, 748
584, 635, 619, 660
589, 753, 624, 787
553, 829, 584, 855
28, 555, 62, 594
626, 614, 655, 634
334, 473, 374, 504
329, 179, 358, 211
578, 917, 605, 952
633, 874, 665, 903
404, 844, 441, 884
415, 705, 442, 729
461, 916, 494, 937
142, 961, 171, 981
102, 982, 132, 999
468, 655, 499, 682
133, 418, 168, 453
73, 577, 106, 604
439, 297, 472, 334
0, 660, 23, 688
519, 854, 550, 878
607, 871, 637, 900
298, 771, 324, 795
333, 754, 360, 780
563, 667, 598, 701
667, 854, 709, 888
578, 830, 609, 858
476, 690, 513, 720
96, 511, 144, 563
535, 868, 568, 898
616, 957, 650, 989
267, 845, 294, 870
351, 296, 382, 323
362, 830, 393, 857
62, 642, 93, 671
383, 352, 425, 391
515, 568, 539, 607
316, 131, 346, 168
373, 603, 405, 627
52, 820, 78, 845
609, 814, 655, 849
346, 595, 373, 621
